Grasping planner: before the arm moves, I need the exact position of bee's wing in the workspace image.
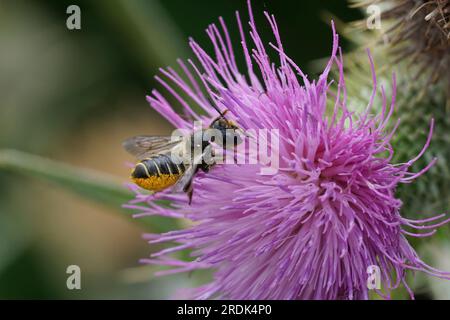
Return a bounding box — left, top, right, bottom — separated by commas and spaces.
122, 135, 183, 160
171, 163, 198, 193
171, 146, 209, 193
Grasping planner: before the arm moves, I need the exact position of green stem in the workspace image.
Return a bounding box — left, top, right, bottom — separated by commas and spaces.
0, 149, 179, 233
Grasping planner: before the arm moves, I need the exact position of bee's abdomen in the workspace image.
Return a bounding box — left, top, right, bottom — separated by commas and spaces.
131, 155, 185, 191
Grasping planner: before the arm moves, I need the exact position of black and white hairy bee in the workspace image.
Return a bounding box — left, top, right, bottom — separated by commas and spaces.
123, 107, 243, 204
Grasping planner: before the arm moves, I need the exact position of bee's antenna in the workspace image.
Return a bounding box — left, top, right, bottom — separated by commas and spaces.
205, 92, 228, 117
209, 103, 226, 117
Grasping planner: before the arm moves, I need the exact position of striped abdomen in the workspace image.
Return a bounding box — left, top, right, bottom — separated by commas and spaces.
131, 155, 186, 191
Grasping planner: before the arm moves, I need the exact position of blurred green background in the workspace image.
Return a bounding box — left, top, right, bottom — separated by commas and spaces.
1, 0, 447, 299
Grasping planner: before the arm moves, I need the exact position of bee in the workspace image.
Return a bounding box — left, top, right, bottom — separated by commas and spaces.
123, 107, 243, 204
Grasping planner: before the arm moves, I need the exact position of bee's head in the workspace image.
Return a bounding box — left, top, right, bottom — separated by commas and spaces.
209, 111, 243, 147
210, 116, 239, 131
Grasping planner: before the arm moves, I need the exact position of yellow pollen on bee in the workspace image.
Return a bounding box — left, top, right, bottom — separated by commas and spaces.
132, 174, 180, 191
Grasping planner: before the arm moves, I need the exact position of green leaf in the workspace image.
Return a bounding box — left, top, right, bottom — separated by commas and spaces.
0, 149, 179, 233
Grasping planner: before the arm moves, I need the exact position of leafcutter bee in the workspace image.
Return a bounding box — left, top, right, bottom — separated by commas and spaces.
123, 107, 243, 204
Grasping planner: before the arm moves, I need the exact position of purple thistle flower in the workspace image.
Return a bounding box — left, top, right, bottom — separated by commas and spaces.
125, 1, 450, 299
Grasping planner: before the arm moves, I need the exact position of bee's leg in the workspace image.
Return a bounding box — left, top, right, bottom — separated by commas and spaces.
201, 156, 215, 173
187, 188, 193, 205
183, 175, 194, 205
200, 162, 215, 172
184, 181, 194, 205
182, 164, 201, 205
225, 146, 238, 164
200, 147, 215, 172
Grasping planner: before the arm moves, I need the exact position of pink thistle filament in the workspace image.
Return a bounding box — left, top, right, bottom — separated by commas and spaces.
124, 1, 450, 299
